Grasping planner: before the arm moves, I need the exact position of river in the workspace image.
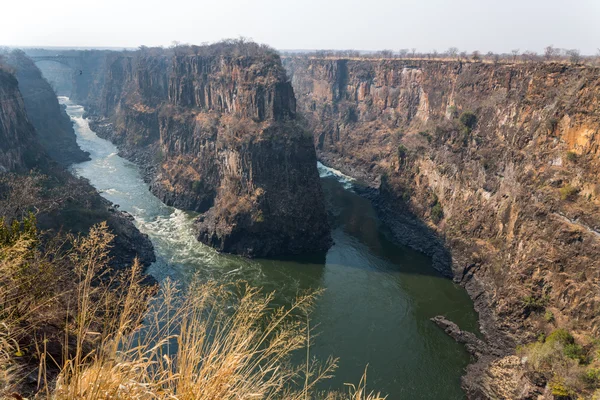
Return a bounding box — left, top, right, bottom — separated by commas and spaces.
60, 97, 479, 399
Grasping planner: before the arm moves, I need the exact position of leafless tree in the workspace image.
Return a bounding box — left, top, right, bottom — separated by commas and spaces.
377, 50, 394, 58
511, 49, 520, 62
544, 45, 557, 61
447, 47, 458, 59
523, 50, 538, 63
459, 51, 467, 61
399, 49, 408, 58
472, 50, 481, 62
411, 48, 417, 58
567, 49, 581, 65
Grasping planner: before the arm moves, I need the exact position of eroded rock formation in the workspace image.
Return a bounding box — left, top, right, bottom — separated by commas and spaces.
0, 58, 155, 271
82, 44, 330, 257
5, 50, 90, 165
0, 66, 45, 172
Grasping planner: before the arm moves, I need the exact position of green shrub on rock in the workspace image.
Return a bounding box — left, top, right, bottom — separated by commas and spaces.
431, 202, 443, 223
459, 111, 477, 133
560, 184, 578, 201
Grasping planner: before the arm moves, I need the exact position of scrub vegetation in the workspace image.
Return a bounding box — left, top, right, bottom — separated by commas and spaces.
0, 212, 385, 399
519, 329, 600, 398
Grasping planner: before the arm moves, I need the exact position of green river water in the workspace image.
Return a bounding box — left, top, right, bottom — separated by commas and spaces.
62, 97, 479, 399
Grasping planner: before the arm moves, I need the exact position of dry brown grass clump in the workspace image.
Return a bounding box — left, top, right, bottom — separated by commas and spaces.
0, 215, 385, 399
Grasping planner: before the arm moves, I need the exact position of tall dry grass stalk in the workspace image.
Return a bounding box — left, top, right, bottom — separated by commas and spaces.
0, 218, 386, 399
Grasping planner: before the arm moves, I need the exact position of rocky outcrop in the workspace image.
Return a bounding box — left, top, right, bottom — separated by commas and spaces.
0, 59, 155, 271
285, 57, 600, 395
83, 43, 330, 257
5, 50, 90, 166
0, 66, 45, 172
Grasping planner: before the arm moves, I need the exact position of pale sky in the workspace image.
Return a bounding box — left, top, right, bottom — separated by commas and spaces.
2, 0, 599, 54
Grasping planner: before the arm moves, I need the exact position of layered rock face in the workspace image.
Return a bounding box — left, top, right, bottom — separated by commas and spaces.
86, 45, 330, 257
285, 57, 600, 395
5, 51, 90, 165
0, 59, 155, 271
0, 67, 45, 172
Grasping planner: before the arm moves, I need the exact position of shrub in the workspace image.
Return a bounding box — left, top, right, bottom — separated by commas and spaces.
402, 191, 410, 202
459, 111, 477, 133
418, 131, 432, 143
544, 310, 555, 322
547, 329, 575, 346
447, 105, 459, 119
397, 144, 408, 161
550, 379, 573, 398
564, 343, 586, 362
583, 368, 600, 386
566, 151, 577, 163
431, 202, 443, 223
547, 117, 559, 133
522, 294, 548, 312
191, 180, 204, 194
560, 184, 579, 201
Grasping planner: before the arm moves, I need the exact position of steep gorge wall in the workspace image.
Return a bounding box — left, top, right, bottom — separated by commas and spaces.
0, 67, 45, 172
6, 51, 90, 165
285, 57, 600, 394
82, 47, 330, 257
0, 60, 154, 271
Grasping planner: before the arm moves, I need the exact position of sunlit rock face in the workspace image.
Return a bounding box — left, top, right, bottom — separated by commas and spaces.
285, 56, 600, 395
79, 44, 331, 257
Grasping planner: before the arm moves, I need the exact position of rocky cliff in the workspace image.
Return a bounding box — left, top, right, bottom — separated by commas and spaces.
5, 50, 90, 166
84, 43, 330, 257
0, 58, 155, 271
0, 66, 45, 172
285, 57, 600, 397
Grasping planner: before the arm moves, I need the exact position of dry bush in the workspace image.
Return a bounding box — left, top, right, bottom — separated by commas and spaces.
0, 216, 385, 399
53, 276, 386, 399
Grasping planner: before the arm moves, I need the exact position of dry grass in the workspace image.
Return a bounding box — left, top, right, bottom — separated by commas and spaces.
0, 216, 386, 399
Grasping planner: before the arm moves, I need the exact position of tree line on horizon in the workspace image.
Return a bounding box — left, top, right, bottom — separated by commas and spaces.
281, 45, 600, 66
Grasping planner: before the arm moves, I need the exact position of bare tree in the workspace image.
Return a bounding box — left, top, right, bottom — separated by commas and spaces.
472, 50, 481, 62
523, 50, 538, 63
511, 49, 520, 62
432, 49, 438, 59
447, 47, 459, 59
544, 45, 557, 61
567, 49, 581, 65
459, 51, 467, 61
377, 49, 394, 58
411, 48, 417, 58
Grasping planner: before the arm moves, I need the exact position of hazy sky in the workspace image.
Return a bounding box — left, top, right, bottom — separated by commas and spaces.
2, 0, 599, 54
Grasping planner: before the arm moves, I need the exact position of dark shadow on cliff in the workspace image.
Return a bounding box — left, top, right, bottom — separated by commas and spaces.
316, 174, 453, 278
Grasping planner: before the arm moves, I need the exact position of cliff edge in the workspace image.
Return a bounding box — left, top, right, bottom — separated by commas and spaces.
84, 42, 331, 257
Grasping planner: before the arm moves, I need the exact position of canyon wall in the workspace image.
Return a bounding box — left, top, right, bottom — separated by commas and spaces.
81, 44, 330, 257
5, 50, 90, 165
0, 66, 46, 172
285, 57, 600, 396
0, 58, 154, 271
